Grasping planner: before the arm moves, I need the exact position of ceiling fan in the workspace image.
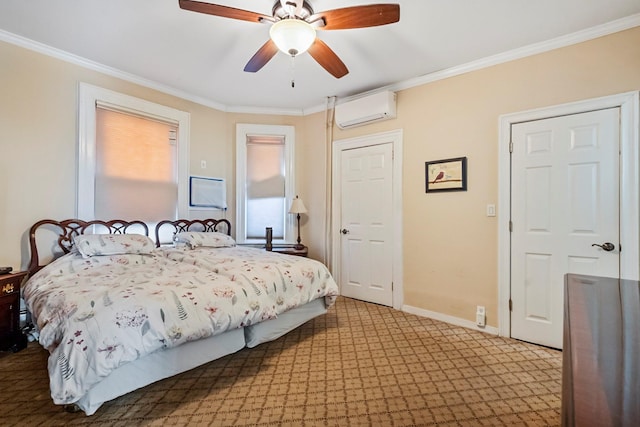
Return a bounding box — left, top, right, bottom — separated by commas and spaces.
178, 0, 400, 79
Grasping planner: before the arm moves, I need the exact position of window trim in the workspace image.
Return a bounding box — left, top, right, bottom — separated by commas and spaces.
236, 123, 296, 245
78, 82, 190, 220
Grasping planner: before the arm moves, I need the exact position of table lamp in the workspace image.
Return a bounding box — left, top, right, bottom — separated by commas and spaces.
289, 195, 307, 250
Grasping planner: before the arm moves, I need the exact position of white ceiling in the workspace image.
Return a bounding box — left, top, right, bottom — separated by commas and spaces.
1, 1, 639, 114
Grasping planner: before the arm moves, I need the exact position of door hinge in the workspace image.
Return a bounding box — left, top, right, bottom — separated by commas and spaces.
509, 220, 513, 232
509, 140, 514, 153
509, 299, 512, 311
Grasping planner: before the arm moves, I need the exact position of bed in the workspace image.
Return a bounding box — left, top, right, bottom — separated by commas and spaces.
23, 218, 339, 415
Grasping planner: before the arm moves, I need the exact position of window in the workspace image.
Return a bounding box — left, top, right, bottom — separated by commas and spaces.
94, 107, 177, 221
78, 83, 190, 221
236, 124, 295, 244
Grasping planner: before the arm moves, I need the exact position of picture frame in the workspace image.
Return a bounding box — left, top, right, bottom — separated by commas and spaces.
425, 156, 467, 193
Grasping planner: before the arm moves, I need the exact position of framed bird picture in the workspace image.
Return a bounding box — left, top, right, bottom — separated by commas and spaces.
425, 157, 467, 193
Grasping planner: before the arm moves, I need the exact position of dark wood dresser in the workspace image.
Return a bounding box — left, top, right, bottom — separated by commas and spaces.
0, 271, 28, 352
562, 274, 640, 426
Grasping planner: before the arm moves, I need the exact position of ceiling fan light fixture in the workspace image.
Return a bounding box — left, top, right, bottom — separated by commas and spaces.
269, 19, 316, 56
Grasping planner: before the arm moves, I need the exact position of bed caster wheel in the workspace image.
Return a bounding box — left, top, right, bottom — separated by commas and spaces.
63, 404, 83, 413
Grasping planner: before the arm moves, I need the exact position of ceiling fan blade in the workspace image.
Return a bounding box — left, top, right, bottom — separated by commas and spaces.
244, 39, 280, 73
179, 0, 272, 23
308, 39, 348, 79
309, 4, 400, 30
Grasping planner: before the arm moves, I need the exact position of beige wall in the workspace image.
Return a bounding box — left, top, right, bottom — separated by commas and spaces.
0, 41, 222, 269
334, 27, 640, 325
0, 41, 319, 271
1, 26, 639, 328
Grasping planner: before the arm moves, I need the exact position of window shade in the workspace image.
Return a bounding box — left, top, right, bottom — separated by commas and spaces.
95, 107, 177, 221
246, 135, 285, 239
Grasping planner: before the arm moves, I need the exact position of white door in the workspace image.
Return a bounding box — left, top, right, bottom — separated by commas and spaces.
510, 108, 620, 349
339, 143, 394, 306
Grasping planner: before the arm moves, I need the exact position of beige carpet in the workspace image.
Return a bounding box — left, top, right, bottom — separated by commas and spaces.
0, 297, 561, 426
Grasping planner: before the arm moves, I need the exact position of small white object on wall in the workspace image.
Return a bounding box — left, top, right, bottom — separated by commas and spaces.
476, 305, 486, 327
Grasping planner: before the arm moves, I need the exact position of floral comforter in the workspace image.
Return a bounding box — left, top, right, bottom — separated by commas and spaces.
23, 246, 339, 405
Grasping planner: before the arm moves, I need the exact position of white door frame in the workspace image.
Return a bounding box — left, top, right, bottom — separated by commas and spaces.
331, 129, 404, 310
498, 91, 640, 339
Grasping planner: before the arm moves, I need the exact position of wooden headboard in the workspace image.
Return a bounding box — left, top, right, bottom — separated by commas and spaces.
28, 219, 149, 275
28, 218, 232, 275
154, 218, 232, 247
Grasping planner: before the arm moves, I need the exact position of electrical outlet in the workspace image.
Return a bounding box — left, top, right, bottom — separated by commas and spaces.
476, 305, 486, 327
200, 160, 207, 169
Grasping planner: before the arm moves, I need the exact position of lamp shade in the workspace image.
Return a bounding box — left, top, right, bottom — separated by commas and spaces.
289, 196, 307, 214
269, 19, 316, 57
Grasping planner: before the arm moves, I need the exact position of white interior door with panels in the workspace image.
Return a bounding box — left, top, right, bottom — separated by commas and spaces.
332, 130, 403, 310
510, 108, 620, 349
498, 92, 639, 348
339, 142, 394, 306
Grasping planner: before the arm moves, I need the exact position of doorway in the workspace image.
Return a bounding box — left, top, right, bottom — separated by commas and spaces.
332, 129, 404, 309
498, 92, 640, 348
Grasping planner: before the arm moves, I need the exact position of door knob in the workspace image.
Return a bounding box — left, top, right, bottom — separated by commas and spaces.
340, 228, 350, 235
591, 242, 615, 252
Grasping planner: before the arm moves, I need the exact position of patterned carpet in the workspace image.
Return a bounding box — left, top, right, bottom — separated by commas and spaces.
0, 297, 561, 426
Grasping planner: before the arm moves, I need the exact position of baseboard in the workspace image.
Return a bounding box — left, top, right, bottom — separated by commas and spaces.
402, 304, 500, 336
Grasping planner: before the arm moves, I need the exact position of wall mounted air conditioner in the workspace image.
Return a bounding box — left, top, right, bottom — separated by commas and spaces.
335, 91, 397, 129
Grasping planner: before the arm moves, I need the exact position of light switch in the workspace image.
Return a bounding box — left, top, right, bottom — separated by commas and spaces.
486, 204, 496, 217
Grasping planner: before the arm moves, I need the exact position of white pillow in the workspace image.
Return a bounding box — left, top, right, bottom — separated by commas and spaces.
74, 234, 155, 258
174, 231, 236, 249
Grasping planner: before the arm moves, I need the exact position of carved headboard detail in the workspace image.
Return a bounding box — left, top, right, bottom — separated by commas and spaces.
154, 218, 232, 247
28, 219, 149, 275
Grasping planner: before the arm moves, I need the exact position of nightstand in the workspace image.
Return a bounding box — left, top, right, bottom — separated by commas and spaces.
270, 245, 308, 257
0, 271, 28, 352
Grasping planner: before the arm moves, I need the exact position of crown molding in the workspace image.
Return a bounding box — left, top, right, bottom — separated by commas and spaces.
0, 29, 228, 112
2, 12, 639, 117
308, 13, 640, 113
225, 104, 304, 116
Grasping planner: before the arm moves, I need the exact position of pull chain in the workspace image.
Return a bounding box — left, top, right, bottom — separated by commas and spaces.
290, 55, 296, 88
